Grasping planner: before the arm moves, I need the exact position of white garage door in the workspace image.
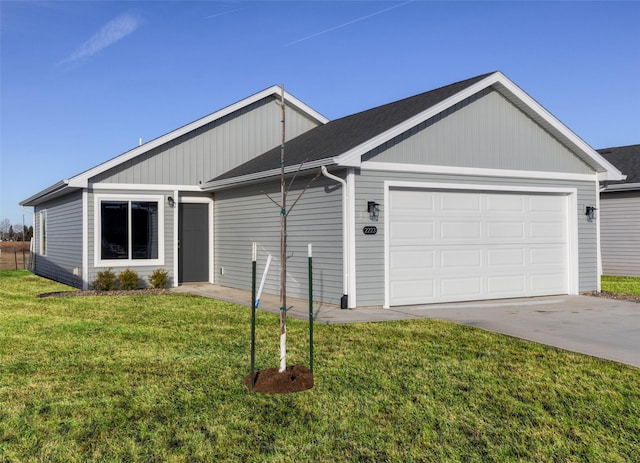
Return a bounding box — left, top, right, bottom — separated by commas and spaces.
388, 188, 569, 306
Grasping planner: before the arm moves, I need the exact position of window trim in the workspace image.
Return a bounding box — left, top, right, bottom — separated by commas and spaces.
39, 210, 47, 256
94, 194, 165, 267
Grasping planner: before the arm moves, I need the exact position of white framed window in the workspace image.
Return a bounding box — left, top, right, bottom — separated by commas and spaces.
39, 210, 47, 256
94, 194, 164, 267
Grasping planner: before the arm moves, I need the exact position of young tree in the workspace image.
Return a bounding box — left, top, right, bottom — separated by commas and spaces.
8, 225, 14, 240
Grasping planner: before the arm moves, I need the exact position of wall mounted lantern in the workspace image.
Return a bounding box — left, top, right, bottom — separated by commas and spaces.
367, 201, 380, 221
585, 206, 597, 221
167, 196, 176, 207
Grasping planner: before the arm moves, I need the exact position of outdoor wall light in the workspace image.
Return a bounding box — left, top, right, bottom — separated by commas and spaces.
367, 201, 380, 221
585, 206, 597, 221
167, 196, 176, 207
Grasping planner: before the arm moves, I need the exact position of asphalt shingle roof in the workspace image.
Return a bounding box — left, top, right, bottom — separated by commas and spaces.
597, 144, 640, 184
212, 72, 495, 181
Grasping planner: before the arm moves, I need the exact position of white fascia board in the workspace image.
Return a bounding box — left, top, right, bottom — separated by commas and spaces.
336, 71, 625, 182
602, 182, 640, 192
20, 181, 73, 206
68, 86, 329, 189
90, 183, 202, 192
362, 161, 598, 182
200, 158, 335, 191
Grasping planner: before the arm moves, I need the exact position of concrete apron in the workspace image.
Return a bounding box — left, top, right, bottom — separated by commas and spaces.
173, 284, 640, 368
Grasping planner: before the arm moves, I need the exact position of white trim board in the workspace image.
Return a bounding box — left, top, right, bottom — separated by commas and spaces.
382, 180, 579, 308
362, 162, 597, 182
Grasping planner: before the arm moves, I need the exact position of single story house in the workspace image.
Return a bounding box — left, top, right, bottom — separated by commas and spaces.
21, 71, 623, 308
597, 144, 640, 276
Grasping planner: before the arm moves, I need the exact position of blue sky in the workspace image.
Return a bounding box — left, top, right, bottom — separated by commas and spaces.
1, 1, 638, 226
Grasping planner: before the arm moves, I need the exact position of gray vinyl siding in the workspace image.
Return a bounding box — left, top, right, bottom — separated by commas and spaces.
91, 97, 320, 185
86, 189, 176, 288
33, 191, 83, 288
363, 89, 594, 175
353, 169, 598, 307
214, 174, 343, 305
600, 191, 640, 276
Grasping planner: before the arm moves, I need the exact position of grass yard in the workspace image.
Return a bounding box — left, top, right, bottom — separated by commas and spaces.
1, 271, 639, 462
602, 275, 640, 296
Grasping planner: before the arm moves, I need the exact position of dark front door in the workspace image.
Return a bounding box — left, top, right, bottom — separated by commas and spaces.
178, 203, 209, 283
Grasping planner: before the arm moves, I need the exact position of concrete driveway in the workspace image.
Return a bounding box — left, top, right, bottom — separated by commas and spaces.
175, 284, 639, 368
391, 295, 639, 368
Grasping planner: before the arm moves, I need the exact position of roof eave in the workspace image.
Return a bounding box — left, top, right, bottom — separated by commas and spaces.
201, 158, 336, 191
19, 180, 71, 206
602, 181, 640, 192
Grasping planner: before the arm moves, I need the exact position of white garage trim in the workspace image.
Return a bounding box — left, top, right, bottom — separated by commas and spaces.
383, 181, 578, 308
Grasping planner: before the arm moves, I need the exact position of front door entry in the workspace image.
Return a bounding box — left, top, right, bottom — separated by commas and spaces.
178, 203, 209, 283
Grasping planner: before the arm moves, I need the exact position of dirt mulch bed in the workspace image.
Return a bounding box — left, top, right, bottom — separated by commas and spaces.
244, 365, 314, 394
38, 288, 171, 298
583, 291, 640, 304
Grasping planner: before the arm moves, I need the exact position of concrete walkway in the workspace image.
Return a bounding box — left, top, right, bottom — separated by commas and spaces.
173, 284, 640, 368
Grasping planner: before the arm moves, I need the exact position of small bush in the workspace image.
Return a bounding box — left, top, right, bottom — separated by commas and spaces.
148, 269, 169, 289
118, 269, 140, 290
92, 269, 116, 291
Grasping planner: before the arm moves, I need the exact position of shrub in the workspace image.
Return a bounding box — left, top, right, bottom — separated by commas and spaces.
148, 269, 169, 289
92, 269, 116, 291
118, 269, 140, 290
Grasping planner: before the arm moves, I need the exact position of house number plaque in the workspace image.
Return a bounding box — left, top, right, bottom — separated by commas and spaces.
363, 226, 377, 235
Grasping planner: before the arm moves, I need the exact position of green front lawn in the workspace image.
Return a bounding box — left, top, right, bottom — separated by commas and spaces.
602, 275, 640, 296
1, 270, 639, 462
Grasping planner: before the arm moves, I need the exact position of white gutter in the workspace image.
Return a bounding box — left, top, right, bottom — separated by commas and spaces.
321, 166, 349, 308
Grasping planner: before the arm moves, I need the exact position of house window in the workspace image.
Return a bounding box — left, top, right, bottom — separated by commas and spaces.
39, 210, 47, 256
95, 195, 163, 266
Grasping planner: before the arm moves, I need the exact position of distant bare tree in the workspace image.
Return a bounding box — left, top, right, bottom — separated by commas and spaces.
0, 218, 11, 240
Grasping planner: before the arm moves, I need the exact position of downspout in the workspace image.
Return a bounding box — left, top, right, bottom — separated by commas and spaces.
321, 166, 349, 309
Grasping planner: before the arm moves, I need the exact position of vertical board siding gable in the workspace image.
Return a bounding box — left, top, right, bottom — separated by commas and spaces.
363, 89, 594, 175
90, 97, 320, 186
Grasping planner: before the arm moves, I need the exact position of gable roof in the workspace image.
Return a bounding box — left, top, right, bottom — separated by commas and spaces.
598, 144, 640, 191
203, 71, 624, 190
21, 86, 328, 206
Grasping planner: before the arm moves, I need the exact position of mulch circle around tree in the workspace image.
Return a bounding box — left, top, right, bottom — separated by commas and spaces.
244, 365, 314, 394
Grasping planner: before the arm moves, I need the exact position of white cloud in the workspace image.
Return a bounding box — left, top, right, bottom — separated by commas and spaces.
61, 13, 139, 64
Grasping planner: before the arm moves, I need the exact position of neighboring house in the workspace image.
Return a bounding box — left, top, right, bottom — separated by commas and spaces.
21, 72, 623, 308
597, 144, 640, 276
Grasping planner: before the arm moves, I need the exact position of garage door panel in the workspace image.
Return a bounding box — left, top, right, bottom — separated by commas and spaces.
487, 275, 526, 295
390, 280, 435, 304
440, 193, 481, 213
530, 274, 567, 294
529, 195, 565, 213
486, 194, 526, 213
390, 221, 435, 243
440, 249, 482, 268
390, 249, 435, 272
390, 189, 434, 211
389, 189, 569, 305
487, 248, 526, 266
440, 221, 482, 240
529, 246, 566, 266
529, 222, 566, 241
486, 221, 525, 240
441, 277, 482, 298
